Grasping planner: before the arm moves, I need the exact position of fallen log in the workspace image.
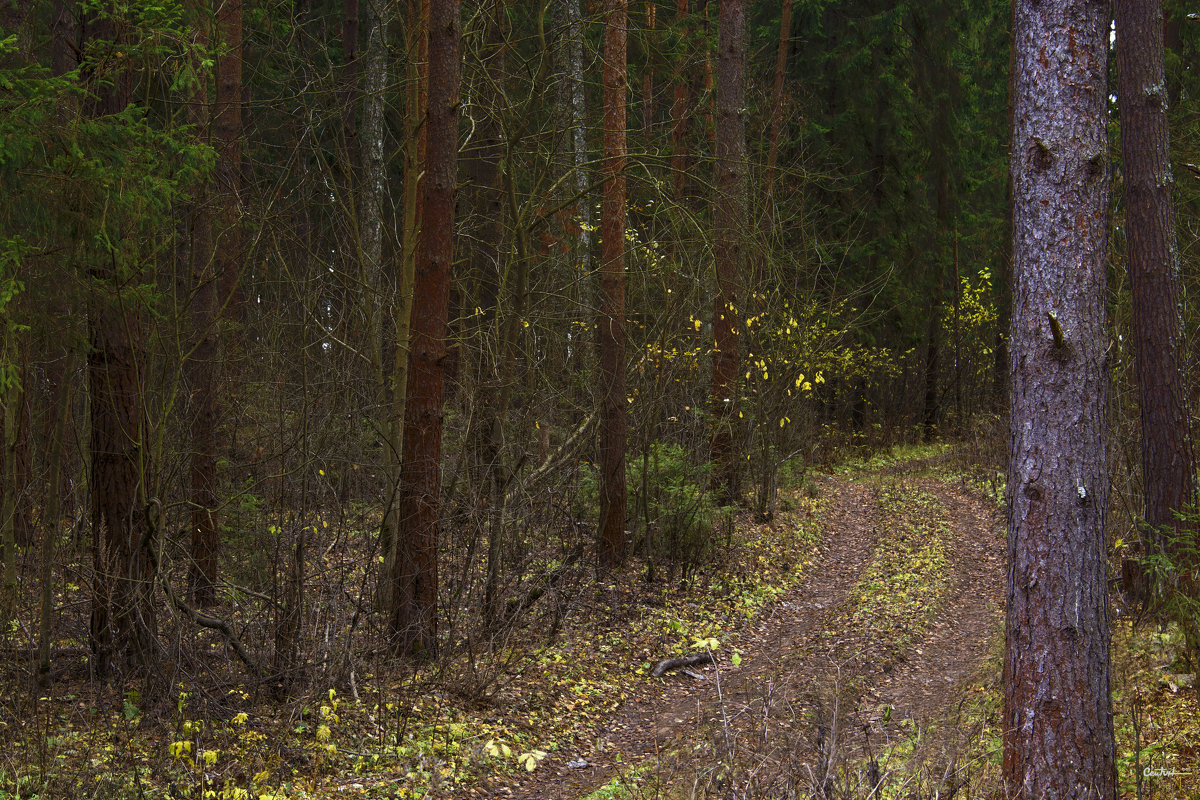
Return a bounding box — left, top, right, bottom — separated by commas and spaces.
649, 651, 715, 678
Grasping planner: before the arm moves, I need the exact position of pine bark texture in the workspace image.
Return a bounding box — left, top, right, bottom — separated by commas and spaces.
711, 0, 745, 503
1115, 0, 1196, 593
1003, 0, 1116, 796
598, 0, 628, 570
390, 0, 458, 656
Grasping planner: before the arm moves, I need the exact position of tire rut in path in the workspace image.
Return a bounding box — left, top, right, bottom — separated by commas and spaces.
501, 474, 1004, 799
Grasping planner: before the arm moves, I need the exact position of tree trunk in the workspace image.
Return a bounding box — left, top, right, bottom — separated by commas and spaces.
598, 0, 628, 570
38, 354, 75, 686
670, 0, 691, 203
390, 0, 458, 657
187, 15, 219, 607
764, 0, 792, 209
381, 0, 426, 586
83, 6, 159, 681
1003, 0, 1115, 795
1115, 0, 1196, 604
642, 1, 655, 138
710, 0, 745, 504
465, 0, 507, 628
342, 0, 360, 178
360, 0, 389, 413
562, 0, 593, 320
916, 6, 955, 443
215, 0, 243, 317
2, 354, 18, 608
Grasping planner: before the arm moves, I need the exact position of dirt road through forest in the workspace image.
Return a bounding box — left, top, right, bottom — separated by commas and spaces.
502, 467, 1006, 799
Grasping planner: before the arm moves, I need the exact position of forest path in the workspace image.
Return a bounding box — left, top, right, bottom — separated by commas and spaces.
500, 465, 1006, 799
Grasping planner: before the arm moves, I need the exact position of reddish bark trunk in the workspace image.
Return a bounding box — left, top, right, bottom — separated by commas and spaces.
598, 0, 628, 570
1116, 0, 1196, 602
710, 0, 744, 503
391, 0, 459, 657
763, 0, 792, 209
1003, 0, 1115, 795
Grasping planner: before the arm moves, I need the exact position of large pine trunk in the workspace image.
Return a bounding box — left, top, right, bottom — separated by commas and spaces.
390, 0, 458, 657
598, 0, 628, 570
1003, 0, 1115, 795
710, 0, 745, 504
1116, 0, 1197, 603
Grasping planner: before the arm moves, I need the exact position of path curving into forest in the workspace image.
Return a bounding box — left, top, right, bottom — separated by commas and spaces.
500, 465, 1007, 799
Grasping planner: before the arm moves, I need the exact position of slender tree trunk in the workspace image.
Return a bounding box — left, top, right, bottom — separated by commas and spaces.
764, 0, 792, 209
917, 7, 955, 442
670, 0, 690, 203
187, 16, 219, 607
381, 0, 426, 585
82, 6, 159, 681
710, 0, 745, 504
38, 0, 80, 686
390, 0, 458, 656
1, 354, 18, 608
342, 0, 360, 177
38, 354, 74, 686
1116, 0, 1196, 604
215, 0, 243, 317
562, 0, 592, 317
642, 1, 655, 137
598, 0, 628, 570
361, 0, 389, 412
1003, 0, 1115, 795
466, 0, 507, 628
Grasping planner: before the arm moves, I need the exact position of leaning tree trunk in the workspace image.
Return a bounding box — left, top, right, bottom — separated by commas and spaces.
710, 0, 745, 504
390, 0, 458, 657
598, 0, 628, 570
1115, 0, 1197, 605
1003, 0, 1116, 796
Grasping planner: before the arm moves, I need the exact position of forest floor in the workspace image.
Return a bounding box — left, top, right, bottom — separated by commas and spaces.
494, 456, 1010, 799
4, 445, 1199, 799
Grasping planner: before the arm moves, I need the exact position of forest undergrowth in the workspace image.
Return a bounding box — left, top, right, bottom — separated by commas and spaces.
0, 444, 1196, 800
